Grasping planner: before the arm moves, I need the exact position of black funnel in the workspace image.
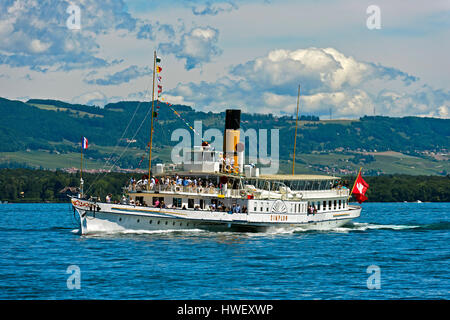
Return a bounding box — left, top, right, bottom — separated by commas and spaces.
225, 109, 241, 130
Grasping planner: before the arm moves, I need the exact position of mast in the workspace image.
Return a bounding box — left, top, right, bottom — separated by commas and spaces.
148, 51, 156, 188
292, 85, 300, 175
80, 136, 83, 197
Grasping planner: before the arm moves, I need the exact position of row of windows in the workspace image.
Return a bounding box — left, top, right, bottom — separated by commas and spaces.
250, 199, 347, 213
118, 216, 198, 227
151, 196, 206, 209
310, 199, 347, 211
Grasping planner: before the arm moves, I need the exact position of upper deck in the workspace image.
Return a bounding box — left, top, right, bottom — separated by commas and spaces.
126, 172, 349, 201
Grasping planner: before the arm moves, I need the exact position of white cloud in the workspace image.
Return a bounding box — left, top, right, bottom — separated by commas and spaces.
29, 39, 51, 53
72, 90, 108, 106
192, 2, 238, 16
168, 47, 449, 118
159, 26, 222, 70
0, 0, 144, 71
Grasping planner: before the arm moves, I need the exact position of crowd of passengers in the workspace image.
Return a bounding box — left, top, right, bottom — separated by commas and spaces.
128, 175, 238, 192
104, 193, 248, 213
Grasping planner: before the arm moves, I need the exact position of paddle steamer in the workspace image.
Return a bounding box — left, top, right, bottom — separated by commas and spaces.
71, 53, 361, 234
71, 108, 360, 234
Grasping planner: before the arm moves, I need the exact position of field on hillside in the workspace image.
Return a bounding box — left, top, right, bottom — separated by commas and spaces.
1, 147, 447, 176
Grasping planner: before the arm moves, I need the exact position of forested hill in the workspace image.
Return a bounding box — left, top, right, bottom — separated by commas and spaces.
0, 97, 448, 174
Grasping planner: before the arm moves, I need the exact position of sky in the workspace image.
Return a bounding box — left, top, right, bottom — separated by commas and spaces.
0, 0, 449, 118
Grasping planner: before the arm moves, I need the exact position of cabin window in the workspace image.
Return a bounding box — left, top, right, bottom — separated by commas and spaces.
173, 198, 182, 208
200, 199, 204, 209
334, 200, 337, 210
329, 200, 332, 210
339, 200, 342, 209
152, 197, 164, 206
210, 199, 218, 210
188, 199, 195, 209
323, 201, 327, 210
135, 196, 144, 205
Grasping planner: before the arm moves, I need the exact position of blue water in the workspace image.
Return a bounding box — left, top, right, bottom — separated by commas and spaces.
0, 202, 448, 300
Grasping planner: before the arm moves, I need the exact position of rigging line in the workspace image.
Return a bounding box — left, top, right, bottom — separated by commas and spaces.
105, 102, 155, 172
83, 73, 153, 194
98, 79, 152, 172
84, 98, 155, 195
165, 102, 204, 140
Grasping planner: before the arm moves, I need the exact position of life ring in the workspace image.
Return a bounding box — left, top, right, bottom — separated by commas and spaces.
198, 187, 203, 193
240, 190, 246, 197
225, 164, 232, 171
175, 186, 181, 192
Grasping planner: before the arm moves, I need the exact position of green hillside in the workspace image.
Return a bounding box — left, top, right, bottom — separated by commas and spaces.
0, 97, 448, 175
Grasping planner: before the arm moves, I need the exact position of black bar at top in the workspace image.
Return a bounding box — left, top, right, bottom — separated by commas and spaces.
225, 109, 241, 130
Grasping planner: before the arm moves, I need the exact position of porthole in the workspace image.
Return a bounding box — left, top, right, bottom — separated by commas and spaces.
165, 221, 168, 225
149, 220, 153, 224
157, 221, 160, 225
119, 218, 122, 221
137, 219, 140, 223
173, 222, 175, 226
180, 222, 182, 226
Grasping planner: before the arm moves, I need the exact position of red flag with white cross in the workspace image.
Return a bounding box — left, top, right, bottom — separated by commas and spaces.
352, 171, 369, 203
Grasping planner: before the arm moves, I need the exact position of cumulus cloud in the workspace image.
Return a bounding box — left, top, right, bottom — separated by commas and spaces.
167, 47, 449, 118
159, 26, 222, 70
0, 0, 140, 71
84, 65, 152, 86
72, 90, 108, 106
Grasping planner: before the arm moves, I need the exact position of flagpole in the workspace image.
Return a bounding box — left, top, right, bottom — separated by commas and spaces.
348, 166, 362, 201
292, 85, 300, 175
148, 51, 156, 189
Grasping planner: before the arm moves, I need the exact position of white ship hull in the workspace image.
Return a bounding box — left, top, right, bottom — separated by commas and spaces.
71, 198, 361, 235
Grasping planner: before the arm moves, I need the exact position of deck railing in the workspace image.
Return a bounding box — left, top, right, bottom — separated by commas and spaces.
125, 184, 349, 199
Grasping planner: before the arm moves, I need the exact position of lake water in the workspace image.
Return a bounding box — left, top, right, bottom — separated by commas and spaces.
0, 202, 448, 300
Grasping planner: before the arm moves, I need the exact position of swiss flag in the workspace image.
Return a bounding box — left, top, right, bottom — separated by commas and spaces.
352, 171, 369, 203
